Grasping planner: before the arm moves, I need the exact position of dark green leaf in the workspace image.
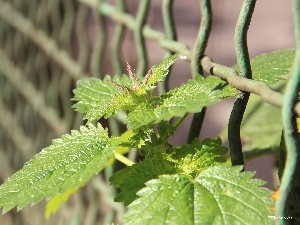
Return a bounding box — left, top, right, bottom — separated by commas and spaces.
125, 165, 274, 225
109, 155, 177, 206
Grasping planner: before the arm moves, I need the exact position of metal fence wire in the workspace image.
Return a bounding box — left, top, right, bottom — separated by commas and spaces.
0, 0, 297, 225
0, 1, 194, 224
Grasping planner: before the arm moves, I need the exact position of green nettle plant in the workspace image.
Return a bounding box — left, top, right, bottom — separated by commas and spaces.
0, 50, 296, 224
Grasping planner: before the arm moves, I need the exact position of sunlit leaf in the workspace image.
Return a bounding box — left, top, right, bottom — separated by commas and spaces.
0, 123, 119, 213
233, 49, 295, 85
127, 76, 237, 129
146, 54, 178, 86
110, 138, 228, 206
125, 165, 274, 225
72, 76, 133, 122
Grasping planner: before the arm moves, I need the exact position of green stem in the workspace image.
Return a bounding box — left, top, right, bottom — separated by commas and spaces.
187, 0, 212, 143
275, 0, 300, 223
228, 0, 256, 167
174, 113, 189, 130
114, 151, 135, 166
187, 108, 207, 143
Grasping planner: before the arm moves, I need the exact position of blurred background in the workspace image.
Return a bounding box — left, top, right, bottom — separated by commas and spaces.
0, 0, 295, 224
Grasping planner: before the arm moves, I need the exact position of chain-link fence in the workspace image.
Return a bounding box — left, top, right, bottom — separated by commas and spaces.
0, 1, 295, 225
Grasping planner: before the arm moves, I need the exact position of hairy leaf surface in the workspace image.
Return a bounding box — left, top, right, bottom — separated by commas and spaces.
73, 76, 132, 122
127, 76, 237, 129
168, 137, 227, 176
73, 54, 177, 122
146, 54, 178, 86
0, 123, 118, 213
110, 138, 227, 206
233, 49, 295, 85
125, 165, 274, 225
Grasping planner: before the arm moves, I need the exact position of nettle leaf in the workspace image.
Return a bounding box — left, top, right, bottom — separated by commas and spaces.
109, 153, 178, 206
0, 123, 119, 214
251, 49, 294, 85
241, 94, 282, 152
125, 165, 274, 225
72, 54, 177, 122
233, 49, 295, 85
127, 126, 156, 149
168, 137, 227, 176
127, 76, 237, 129
110, 137, 228, 206
146, 54, 178, 86
73, 76, 133, 122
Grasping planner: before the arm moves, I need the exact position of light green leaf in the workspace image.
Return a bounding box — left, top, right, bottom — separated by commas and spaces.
146, 54, 178, 86
45, 185, 83, 219
241, 94, 282, 152
233, 49, 295, 85
125, 165, 274, 225
168, 137, 227, 176
0, 123, 119, 213
72, 75, 133, 122
127, 76, 237, 129
251, 49, 294, 85
110, 138, 228, 206
72, 55, 178, 122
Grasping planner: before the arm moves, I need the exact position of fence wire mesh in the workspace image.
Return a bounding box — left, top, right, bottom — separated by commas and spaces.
0, 0, 295, 225
0, 0, 195, 224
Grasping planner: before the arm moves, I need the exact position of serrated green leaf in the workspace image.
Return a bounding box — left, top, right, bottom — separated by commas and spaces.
128, 126, 157, 149
72, 75, 133, 122
127, 76, 237, 129
157, 121, 176, 141
168, 137, 227, 176
125, 165, 274, 225
110, 154, 178, 206
110, 137, 228, 205
0, 123, 119, 213
146, 54, 178, 86
233, 49, 295, 85
126, 103, 157, 130
72, 55, 178, 123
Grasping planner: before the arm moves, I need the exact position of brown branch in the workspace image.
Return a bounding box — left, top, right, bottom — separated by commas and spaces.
201, 56, 300, 116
